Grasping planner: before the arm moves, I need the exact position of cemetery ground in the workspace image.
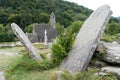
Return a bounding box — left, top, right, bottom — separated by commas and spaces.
0, 42, 118, 80
0, 43, 53, 80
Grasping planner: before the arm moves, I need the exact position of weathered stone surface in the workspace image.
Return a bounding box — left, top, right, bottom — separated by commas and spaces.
11, 23, 43, 61
101, 66, 120, 79
60, 5, 112, 74
0, 71, 5, 80
97, 42, 120, 64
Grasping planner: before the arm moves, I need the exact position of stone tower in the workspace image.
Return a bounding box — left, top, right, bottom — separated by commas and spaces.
50, 12, 56, 28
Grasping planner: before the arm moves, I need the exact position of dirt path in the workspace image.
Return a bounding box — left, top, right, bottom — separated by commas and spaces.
0, 51, 19, 56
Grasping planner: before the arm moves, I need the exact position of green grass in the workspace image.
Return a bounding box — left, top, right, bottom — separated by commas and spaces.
0, 43, 53, 80
6, 69, 53, 80
0, 46, 25, 53
0, 43, 118, 80
101, 33, 118, 42
0, 55, 20, 71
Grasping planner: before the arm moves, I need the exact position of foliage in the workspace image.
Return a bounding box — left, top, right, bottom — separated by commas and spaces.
101, 33, 118, 42
51, 42, 67, 65
52, 21, 82, 65
69, 21, 83, 34
105, 22, 120, 35
0, 24, 15, 42
102, 21, 120, 42
0, 0, 92, 30
9, 54, 55, 71
5, 54, 57, 80
25, 23, 34, 33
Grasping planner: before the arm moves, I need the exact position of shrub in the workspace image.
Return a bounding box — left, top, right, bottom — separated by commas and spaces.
51, 21, 82, 65
0, 24, 15, 42
25, 24, 34, 33
51, 42, 67, 65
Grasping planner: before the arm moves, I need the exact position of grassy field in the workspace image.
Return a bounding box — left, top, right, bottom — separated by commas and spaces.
0, 43, 118, 80
0, 43, 53, 80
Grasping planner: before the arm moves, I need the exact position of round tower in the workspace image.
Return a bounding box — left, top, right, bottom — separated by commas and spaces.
50, 12, 56, 28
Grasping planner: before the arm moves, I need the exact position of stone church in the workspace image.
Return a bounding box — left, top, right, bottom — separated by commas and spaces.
26, 12, 57, 43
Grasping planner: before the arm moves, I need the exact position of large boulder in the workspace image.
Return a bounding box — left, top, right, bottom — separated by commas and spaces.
60, 5, 112, 74
101, 66, 120, 79
97, 42, 120, 64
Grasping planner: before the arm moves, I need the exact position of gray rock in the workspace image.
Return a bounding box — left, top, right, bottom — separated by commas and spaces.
94, 72, 108, 76
101, 66, 120, 78
11, 23, 43, 61
97, 42, 120, 64
0, 71, 5, 80
60, 5, 112, 74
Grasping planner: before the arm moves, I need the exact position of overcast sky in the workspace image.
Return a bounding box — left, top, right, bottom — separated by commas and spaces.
65, 0, 120, 17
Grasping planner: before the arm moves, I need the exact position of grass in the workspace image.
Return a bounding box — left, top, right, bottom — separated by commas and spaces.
101, 33, 118, 42
0, 43, 118, 80
0, 46, 25, 53
6, 69, 54, 80
0, 55, 20, 70
0, 43, 54, 80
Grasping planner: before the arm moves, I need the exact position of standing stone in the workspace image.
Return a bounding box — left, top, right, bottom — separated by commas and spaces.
44, 29, 48, 45
60, 5, 112, 74
11, 23, 43, 61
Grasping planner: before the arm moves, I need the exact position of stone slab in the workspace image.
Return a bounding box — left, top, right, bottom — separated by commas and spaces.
101, 66, 120, 79
60, 5, 112, 74
97, 42, 120, 64
11, 23, 43, 61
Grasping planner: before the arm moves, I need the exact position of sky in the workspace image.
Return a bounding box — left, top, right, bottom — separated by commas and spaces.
65, 0, 120, 17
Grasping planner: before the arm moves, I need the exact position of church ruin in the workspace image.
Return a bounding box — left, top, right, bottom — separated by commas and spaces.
27, 12, 57, 43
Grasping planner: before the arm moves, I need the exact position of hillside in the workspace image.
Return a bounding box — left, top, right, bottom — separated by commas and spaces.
0, 0, 120, 42
117, 16, 120, 20
0, 0, 92, 29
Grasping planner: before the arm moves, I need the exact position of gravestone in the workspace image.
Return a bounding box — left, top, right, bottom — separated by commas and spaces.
44, 29, 48, 45
11, 23, 43, 61
60, 5, 112, 74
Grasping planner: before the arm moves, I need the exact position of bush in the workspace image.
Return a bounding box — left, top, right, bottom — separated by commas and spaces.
25, 24, 34, 33
51, 42, 67, 65
0, 24, 15, 42
51, 21, 82, 65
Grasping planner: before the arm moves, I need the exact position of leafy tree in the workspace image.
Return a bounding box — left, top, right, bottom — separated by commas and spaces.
0, 0, 93, 30
69, 21, 83, 34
